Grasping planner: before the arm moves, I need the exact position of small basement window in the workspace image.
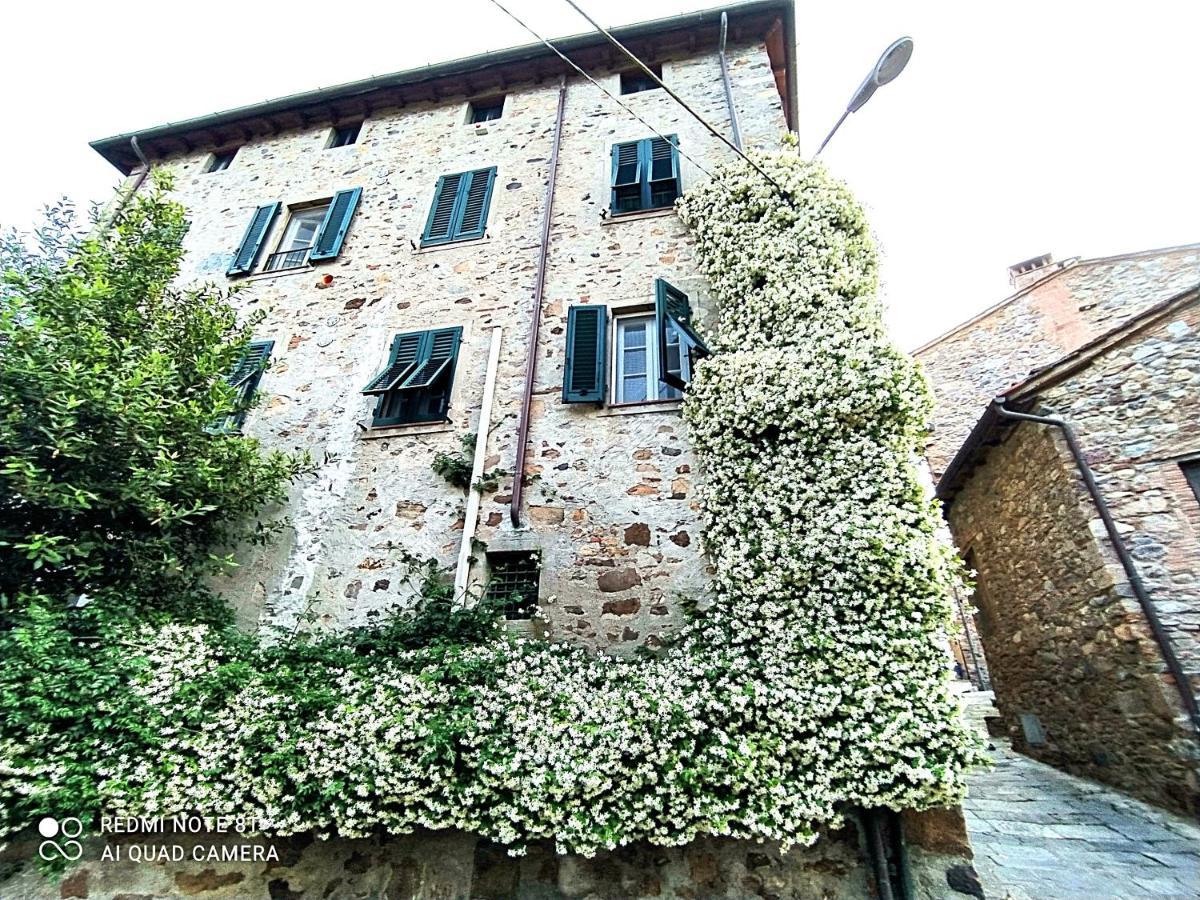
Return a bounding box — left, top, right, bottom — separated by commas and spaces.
619, 65, 662, 95
328, 122, 362, 148
469, 97, 505, 123
484, 551, 541, 620
206, 148, 238, 173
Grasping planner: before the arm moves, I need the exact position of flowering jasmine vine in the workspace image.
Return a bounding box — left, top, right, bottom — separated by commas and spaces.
1, 150, 982, 860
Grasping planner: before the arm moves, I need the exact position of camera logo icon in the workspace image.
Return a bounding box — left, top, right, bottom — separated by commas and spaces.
37, 817, 84, 862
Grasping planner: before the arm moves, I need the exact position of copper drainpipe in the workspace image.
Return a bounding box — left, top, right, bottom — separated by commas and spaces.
105, 136, 152, 226
511, 75, 567, 527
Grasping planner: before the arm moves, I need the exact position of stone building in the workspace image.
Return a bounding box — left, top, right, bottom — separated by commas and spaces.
920, 250, 1200, 816
0, 2, 981, 898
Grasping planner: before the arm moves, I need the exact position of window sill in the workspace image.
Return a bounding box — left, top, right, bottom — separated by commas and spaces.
597, 400, 682, 417
360, 420, 454, 440
602, 207, 675, 226
239, 265, 314, 283
415, 236, 491, 254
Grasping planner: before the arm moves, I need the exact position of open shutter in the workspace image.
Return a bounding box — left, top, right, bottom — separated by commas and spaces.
647, 136, 680, 208
422, 174, 463, 245
610, 141, 642, 213
362, 332, 425, 395
399, 327, 461, 389
563, 305, 608, 403
309, 187, 362, 261
456, 168, 495, 240
227, 203, 280, 276
220, 339, 273, 432
655, 279, 708, 391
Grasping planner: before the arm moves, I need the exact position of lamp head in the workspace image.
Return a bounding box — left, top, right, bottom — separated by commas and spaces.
847, 36, 914, 113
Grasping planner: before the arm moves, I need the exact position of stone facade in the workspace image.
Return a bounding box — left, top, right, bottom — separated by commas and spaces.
138, 39, 795, 652
916, 244, 1200, 477
944, 290, 1200, 816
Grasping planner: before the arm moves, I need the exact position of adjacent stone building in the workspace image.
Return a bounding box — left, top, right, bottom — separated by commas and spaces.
0, 2, 982, 898
924, 249, 1200, 816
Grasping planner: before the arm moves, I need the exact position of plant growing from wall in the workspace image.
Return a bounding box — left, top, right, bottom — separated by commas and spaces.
1, 152, 982, 867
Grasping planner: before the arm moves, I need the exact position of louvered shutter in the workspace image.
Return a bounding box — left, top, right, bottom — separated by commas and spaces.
362, 332, 425, 395
227, 203, 280, 276
610, 141, 642, 212
456, 168, 495, 240
647, 136, 680, 209
220, 339, 274, 432
655, 279, 707, 391
563, 305, 608, 403
422, 174, 463, 245
309, 187, 362, 261
399, 327, 461, 389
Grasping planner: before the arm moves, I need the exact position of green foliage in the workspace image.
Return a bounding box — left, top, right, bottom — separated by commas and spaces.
0, 175, 309, 618
431, 433, 475, 490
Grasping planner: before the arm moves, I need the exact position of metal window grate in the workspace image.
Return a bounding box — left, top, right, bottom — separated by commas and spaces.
264, 246, 312, 272
484, 551, 540, 620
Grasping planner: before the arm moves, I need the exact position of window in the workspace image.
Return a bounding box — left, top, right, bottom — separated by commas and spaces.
361, 327, 462, 427
228, 188, 362, 277
469, 97, 505, 123
265, 205, 329, 272
562, 280, 707, 405
614, 314, 683, 404
1183, 460, 1200, 504
619, 65, 662, 95
206, 148, 238, 173
215, 340, 273, 433
610, 136, 680, 215
422, 168, 497, 246
328, 122, 362, 148
484, 551, 541, 620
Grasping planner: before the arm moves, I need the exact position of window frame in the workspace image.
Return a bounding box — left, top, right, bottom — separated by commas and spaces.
619, 64, 663, 95
263, 202, 331, 273
468, 97, 506, 124
206, 148, 238, 173
327, 122, 362, 149
610, 310, 686, 406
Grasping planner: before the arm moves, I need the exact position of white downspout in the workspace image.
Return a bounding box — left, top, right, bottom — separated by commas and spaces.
454, 325, 503, 602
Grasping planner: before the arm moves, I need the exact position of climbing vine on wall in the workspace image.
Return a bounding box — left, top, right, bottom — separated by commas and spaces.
1, 150, 982, 862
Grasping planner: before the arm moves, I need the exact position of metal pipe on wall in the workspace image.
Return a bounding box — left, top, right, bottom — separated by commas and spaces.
994, 400, 1200, 738
455, 325, 505, 600
718, 12, 744, 151
511, 75, 567, 527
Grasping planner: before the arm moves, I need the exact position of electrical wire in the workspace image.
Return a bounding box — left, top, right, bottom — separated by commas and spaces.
484, 0, 735, 196
560, 0, 789, 198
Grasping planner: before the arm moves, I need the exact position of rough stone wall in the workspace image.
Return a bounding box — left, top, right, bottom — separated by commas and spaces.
132, 40, 785, 650
946, 297, 1200, 815
916, 245, 1200, 477
0, 813, 976, 900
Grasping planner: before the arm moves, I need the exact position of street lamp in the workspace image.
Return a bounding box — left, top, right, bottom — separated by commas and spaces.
814, 36, 914, 158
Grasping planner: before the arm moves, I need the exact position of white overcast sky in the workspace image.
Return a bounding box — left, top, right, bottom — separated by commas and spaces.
2, 1, 1196, 349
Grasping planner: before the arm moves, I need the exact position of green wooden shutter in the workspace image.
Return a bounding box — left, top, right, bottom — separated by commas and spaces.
227, 203, 280, 276
223, 339, 274, 431
399, 327, 461, 389
309, 187, 362, 261
655, 279, 708, 391
610, 141, 642, 212
563, 305, 608, 403
456, 168, 496, 240
362, 332, 425, 395
647, 136, 680, 208
422, 174, 464, 245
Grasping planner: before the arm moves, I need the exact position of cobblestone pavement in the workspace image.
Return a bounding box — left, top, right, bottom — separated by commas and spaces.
960, 691, 1200, 899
